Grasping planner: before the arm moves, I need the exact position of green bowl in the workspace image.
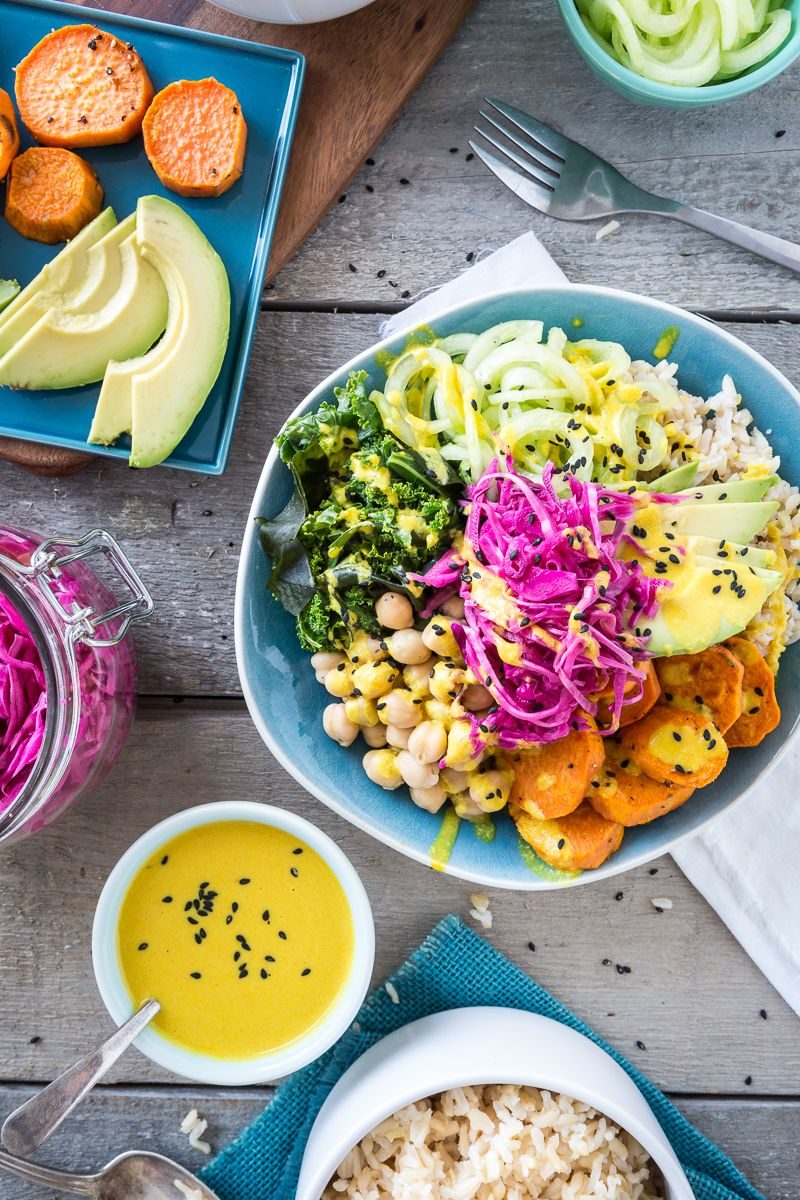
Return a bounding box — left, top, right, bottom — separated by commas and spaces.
556, 0, 800, 108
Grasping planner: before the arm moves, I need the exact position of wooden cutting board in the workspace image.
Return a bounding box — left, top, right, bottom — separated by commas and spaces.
0, 0, 476, 476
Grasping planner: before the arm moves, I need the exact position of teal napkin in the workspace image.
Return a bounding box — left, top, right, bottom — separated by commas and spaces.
201, 915, 763, 1200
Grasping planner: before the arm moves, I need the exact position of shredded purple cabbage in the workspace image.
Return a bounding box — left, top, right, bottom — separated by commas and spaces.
416, 460, 666, 748
0, 594, 47, 810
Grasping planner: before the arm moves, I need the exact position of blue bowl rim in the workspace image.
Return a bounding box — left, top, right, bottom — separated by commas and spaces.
234, 282, 800, 889
555, 0, 800, 103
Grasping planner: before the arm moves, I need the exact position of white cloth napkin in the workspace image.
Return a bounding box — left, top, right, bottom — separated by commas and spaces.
384, 231, 800, 1018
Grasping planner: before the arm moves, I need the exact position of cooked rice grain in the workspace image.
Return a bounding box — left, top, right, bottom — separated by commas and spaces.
323, 1084, 662, 1200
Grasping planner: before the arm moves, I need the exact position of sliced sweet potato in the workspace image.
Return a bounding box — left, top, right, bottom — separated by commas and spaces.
587, 737, 695, 827
5, 147, 103, 244
506, 728, 605, 820
142, 78, 246, 198
513, 801, 624, 871
724, 636, 781, 748
596, 661, 660, 730
0, 88, 20, 180
15, 25, 153, 148
620, 704, 727, 788
655, 645, 744, 733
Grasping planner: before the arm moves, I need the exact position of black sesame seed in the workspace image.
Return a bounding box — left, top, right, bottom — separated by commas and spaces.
615, 891, 623, 901
279, 930, 287, 940
138, 942, 148, 951
528, 942, 536, 952
162, 896, 173, 904
301, 967, 312, 976
636, 1040, 647, 1051
239, 878, 251, 885
190, 972, 202, 980
290, 867, 299, 878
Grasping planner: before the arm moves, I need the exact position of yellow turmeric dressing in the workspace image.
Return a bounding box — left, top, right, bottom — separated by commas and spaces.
117, 822, 354, 1060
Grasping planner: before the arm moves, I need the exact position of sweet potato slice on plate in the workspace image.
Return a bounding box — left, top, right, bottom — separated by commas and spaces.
507, 728, 604, 820
620, 704, 727, 788
596, 661, 660, 729
143, 78, 246, 198
513, 801, 624, 871
587, 737, 695, 827
724, 636, 781, 747
655, 645, 744, 733
0, 89, 20, 180
15, 25, 154, 148
5, 147, 103, 243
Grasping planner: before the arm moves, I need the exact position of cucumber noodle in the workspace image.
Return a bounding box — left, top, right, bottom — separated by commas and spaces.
577, 0, 792, 86
372, 321, 684, 485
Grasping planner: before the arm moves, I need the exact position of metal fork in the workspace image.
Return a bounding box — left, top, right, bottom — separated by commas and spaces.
472, 97, 800, 275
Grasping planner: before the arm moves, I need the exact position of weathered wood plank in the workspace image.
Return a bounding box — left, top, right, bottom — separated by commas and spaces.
0, 1087, 796, 1200
1, 707, 798, 1094
2, 314, 799, 698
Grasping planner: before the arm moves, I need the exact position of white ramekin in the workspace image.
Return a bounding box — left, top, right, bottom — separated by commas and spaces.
92, 800, 374, 1085
296, 1007, 694, 1200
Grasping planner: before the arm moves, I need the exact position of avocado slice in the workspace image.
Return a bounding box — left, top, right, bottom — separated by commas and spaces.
0, 234, 168, 390
660, 501, 777, 544
642, 462, 699, 493
0, 208, 116, 354
685, 535, 777, 572
0, 216, 134, 361
90, 195, 230, 468
0, 280, 19, 313
638, 561, 784, 657
673, 477, 777, 504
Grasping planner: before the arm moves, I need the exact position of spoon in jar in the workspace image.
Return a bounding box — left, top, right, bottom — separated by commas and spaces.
2, 1000, 160, 1157
0, 1146, 221, 1199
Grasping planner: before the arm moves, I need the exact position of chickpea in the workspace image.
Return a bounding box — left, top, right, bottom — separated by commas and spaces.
425, 697, 459, 728
322, 703, 359, 747
403, 661, 433, 696
397, 750, 439, 791
429, 660, 465, 705
440, 767, 469, 796
362, 723, 388, 748
453, 790, 484, 820
407, 720, 447, 765
363, 748, 404, 790
410, 783, 448, 814
468, 767, 512, 813
311, 650, 345, 678
347, 631, 389, 665
461, 682, 494, 712
445, 719, 480, 770
386, 724, 411, 750
386, 628, 431, 666
375, 591, 414, 630
324, 662, 355, 698
344, 696, 380, 728
442, 595, 465, 620
421, 615, 461, 659
377, 688, 423, 729
352, 660, 399, 700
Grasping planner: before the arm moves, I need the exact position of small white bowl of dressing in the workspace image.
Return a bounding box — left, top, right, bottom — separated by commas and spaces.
92, 801, 374, 1085
206, 0, 378, 24
296, 1008, 694, 1200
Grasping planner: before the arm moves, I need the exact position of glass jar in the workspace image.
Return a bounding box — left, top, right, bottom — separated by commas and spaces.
0, 526, 152, 846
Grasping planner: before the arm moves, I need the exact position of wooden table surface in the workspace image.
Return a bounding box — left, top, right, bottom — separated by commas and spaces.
2, 0, 800, 1195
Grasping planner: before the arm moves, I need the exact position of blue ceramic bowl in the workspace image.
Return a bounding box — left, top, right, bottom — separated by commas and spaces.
556, 0, 800, 109
235, 285, 800, 889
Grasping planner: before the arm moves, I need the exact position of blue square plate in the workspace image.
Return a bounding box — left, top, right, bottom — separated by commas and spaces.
0, 0, 304, 473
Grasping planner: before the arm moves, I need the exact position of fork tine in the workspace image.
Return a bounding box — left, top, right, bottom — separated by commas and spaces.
484, 97, 571, 165
468, 140, 554, 214
479, 109, 560, 180
473, 126, 557, 192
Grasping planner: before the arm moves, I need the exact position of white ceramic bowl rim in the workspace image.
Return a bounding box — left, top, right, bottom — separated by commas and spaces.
92, 800, 375, 1085
295, 1008, 693, 1200
235, 282, 800, 889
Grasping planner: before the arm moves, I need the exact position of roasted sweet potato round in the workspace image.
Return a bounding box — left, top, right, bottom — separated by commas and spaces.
506, 728, 605, 820
596, 661, 661, 730
656, 644, 744, 733
513, 801, 624, 872
619, 703, 728, 789
5, 147, 103, 243
724, 637, 781, 748
0, 88, 20, 180
142, 78, 246, 198
15, 24, 154, 148
587, 738, 695, 827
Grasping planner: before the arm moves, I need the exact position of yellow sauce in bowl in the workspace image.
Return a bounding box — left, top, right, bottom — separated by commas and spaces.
116, 820, 354, 1060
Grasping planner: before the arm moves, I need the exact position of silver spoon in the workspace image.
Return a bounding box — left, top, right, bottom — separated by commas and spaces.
2, 1000, 160, 1157
0, 1147, 221, 1199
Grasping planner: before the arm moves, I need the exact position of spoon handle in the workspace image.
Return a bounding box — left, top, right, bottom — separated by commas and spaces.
0, 1147, 97, 1195
2, 999, 160, 1157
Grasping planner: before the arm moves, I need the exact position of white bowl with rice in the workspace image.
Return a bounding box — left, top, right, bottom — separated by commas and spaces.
296, 1007, 693, 1200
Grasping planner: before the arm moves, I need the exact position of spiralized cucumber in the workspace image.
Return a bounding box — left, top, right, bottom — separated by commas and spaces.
577, 0, 792, 86
368, 321, 688, 485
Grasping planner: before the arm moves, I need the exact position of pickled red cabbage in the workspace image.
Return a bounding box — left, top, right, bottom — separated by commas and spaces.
0, 594, 46, 810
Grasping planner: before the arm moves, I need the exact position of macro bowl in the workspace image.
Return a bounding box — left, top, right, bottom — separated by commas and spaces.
556, 0, 800, 108
234, 284, 800, 890
295, 1008, 694, 1200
